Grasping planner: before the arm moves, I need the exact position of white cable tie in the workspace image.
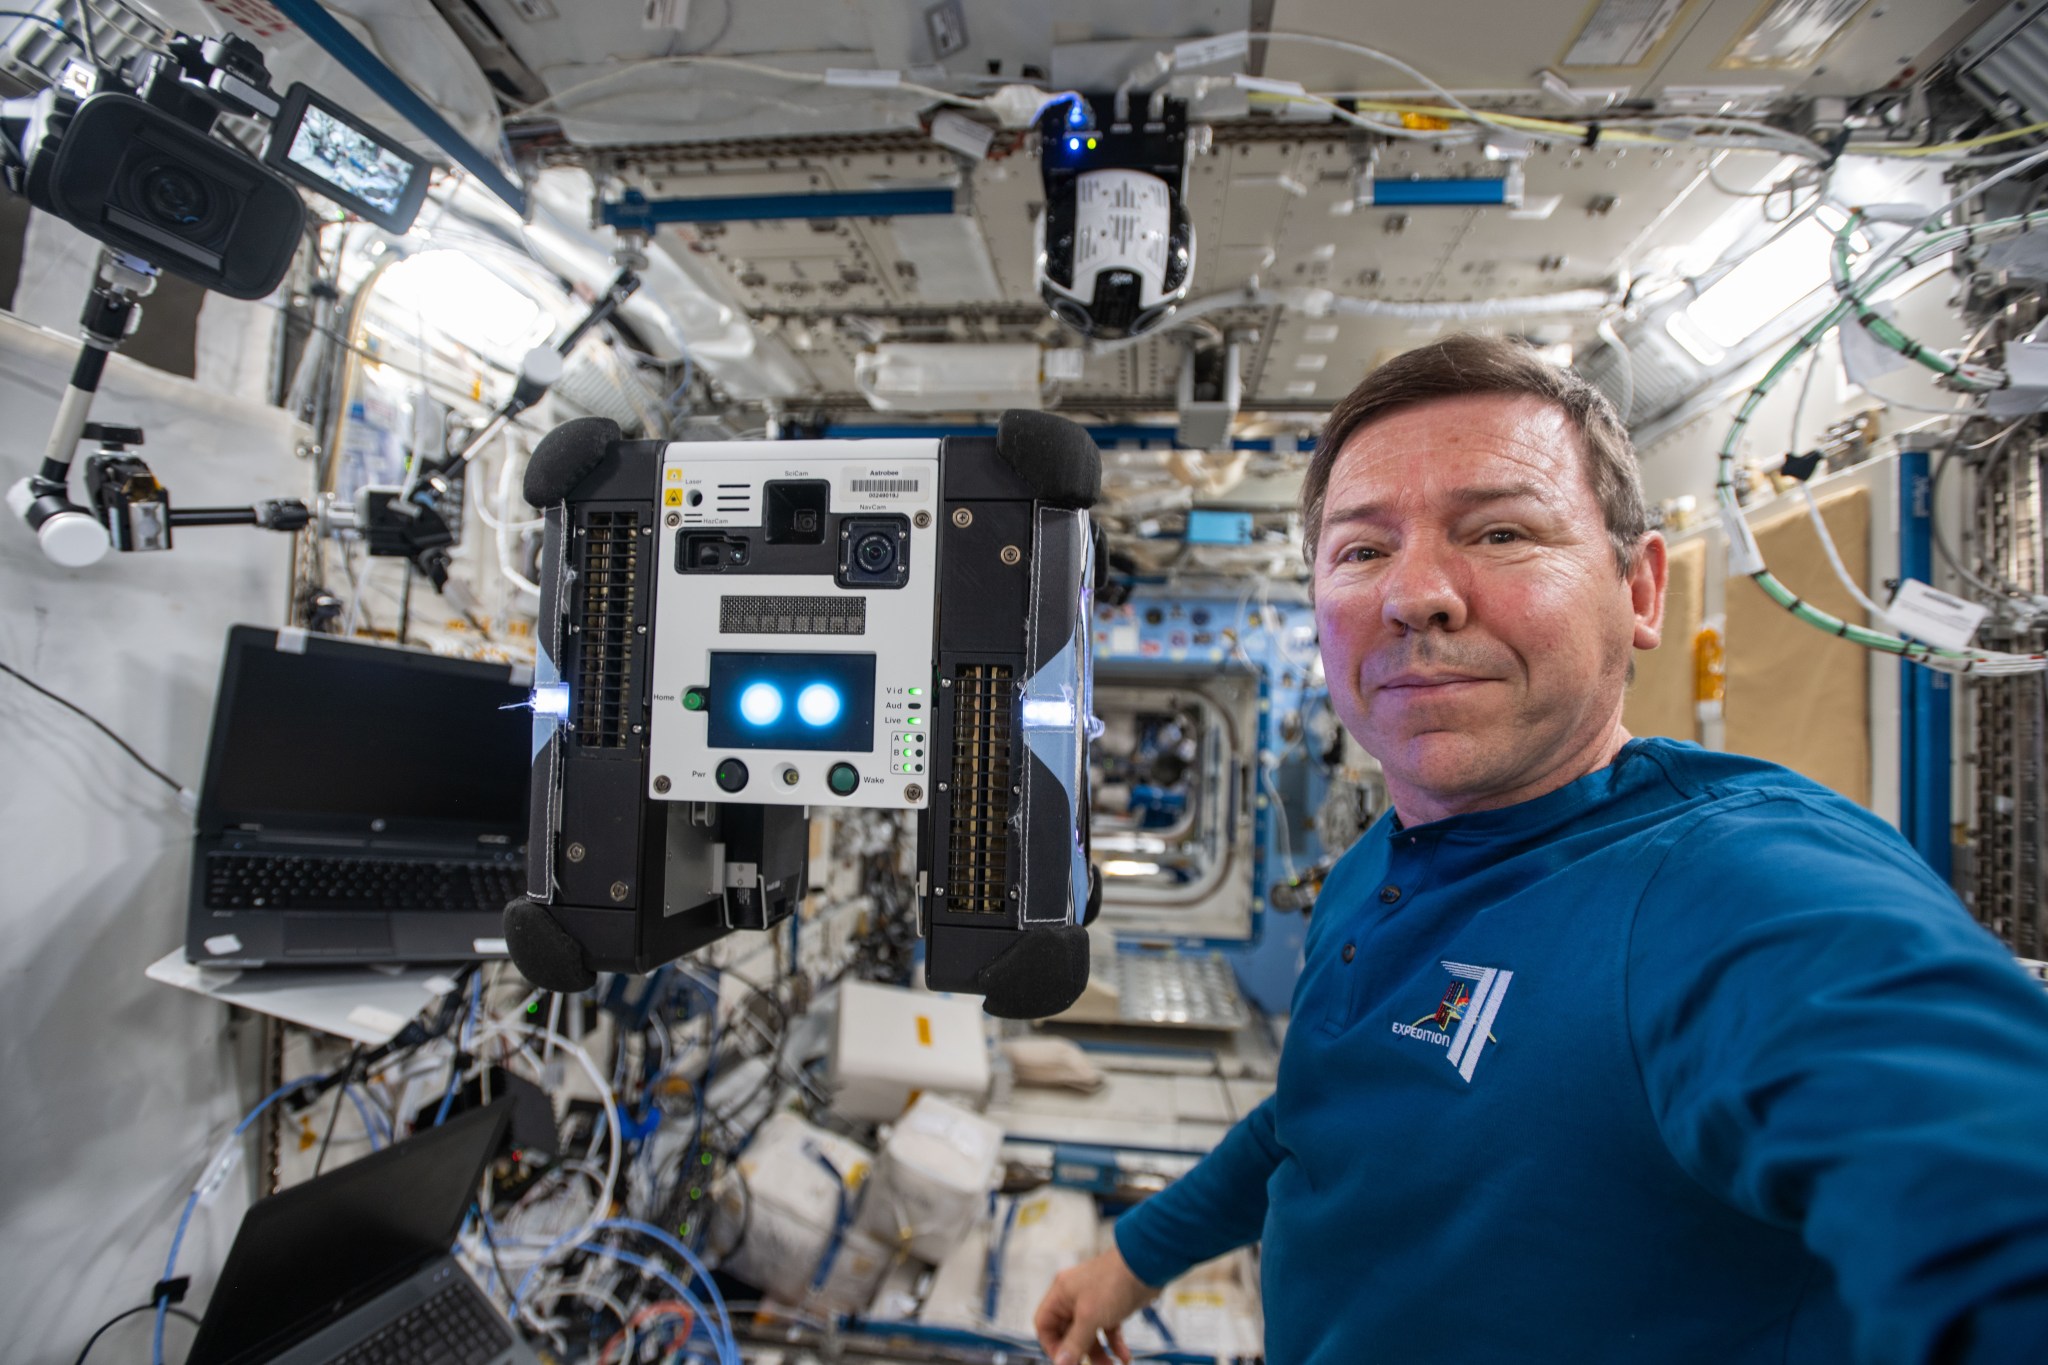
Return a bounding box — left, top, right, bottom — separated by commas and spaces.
195, 1140, 243, 1207
824, 67, 902, 89
1174, 32, 1251, 70
1723, 505, 1766, 577
1235, 73, 1308, 98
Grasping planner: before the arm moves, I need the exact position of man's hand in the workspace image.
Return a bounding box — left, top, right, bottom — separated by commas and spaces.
1033, 1244, 1158, 1365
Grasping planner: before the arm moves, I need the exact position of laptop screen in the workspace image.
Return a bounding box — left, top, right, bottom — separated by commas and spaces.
186, 1101, 510, 1365
200, 626, 531, 838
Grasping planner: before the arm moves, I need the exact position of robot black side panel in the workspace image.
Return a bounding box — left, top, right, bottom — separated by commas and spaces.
506, 414, 1100, 1018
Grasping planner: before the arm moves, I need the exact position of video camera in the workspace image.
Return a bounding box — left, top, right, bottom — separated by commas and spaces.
504, 412, 1104, 1019
2, 30, 429, 299
4, 30, 437, 569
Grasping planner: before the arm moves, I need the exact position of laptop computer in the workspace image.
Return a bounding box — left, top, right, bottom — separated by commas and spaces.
187, 625, 531, 967
184, 1099, 541, 1365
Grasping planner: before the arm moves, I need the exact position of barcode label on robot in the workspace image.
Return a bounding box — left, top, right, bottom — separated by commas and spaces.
850, 477, 920, 495
1885, 579, 1989, 652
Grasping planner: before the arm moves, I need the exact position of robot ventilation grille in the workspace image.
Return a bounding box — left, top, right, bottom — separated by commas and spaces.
572, 511, 641, 748
947, 663, 1014, 914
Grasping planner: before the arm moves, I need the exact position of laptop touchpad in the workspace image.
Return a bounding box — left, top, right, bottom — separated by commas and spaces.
283, 914, 392, 957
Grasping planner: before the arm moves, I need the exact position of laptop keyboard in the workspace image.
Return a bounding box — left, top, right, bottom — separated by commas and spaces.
330, 1279, 511, 1365
205, 853, 523, 911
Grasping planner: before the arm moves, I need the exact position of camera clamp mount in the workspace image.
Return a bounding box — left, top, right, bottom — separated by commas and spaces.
7, 245, 313, 564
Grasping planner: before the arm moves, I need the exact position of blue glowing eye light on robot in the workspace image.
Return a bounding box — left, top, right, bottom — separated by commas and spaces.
797, 682, 843, 727
707, 652, 876, 753
739, 681, 784, 726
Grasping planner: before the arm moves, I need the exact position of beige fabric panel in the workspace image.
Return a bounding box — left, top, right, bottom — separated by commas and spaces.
1724, 486, 1871, 805
1623, 536, 1706, 742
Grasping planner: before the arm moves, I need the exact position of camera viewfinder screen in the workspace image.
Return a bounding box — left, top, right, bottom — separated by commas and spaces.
707, 652, 876, 753
287, 104, 413, 215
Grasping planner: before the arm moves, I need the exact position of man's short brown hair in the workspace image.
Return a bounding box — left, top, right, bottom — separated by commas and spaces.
1300, 333, 1650, 575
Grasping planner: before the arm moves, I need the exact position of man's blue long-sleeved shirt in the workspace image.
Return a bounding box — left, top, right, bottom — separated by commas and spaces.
1113, 739, 2048, 1363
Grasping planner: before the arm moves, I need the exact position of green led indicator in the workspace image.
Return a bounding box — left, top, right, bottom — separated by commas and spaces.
909, 686, 923, 696
700, 1152, 713, 1166
908, 716, 921, 726
688, 1185, 702, 1200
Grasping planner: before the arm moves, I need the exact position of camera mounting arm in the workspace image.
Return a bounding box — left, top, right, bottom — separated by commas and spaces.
7, 248, 158, 567
426, 267, 644, 492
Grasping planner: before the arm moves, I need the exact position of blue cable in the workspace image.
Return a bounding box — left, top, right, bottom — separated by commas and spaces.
435, 971, 484, 1127
154, 1074, 325, 1365
511, 1218, 738, 1363
343, 1086, 388, 1149
526, 1241, 731, 1363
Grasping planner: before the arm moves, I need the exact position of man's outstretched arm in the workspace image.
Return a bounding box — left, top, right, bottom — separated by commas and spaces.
1034, 1096, 1283, 1364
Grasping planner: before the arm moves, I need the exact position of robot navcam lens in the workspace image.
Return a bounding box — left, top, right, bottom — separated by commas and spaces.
854, 532, 895, 573
837, 516, 910, 588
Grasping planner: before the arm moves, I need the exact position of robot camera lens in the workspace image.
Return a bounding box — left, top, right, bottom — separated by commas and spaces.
854, 532, 896, 573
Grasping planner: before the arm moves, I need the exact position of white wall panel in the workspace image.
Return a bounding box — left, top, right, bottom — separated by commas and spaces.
0, 297, 302, 1359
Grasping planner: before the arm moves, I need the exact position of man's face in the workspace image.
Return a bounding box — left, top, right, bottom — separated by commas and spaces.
1311, 393, 1666, 822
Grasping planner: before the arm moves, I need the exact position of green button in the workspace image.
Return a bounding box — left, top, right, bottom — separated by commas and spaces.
828, 763, 860, 796
682, 688, 706, 711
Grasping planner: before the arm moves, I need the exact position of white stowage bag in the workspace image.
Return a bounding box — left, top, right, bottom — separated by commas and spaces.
918, 1185, 1099, 1342
988, 1188, 1101, 1341
855, 1094, 1005, 1265
710, 1112, 891, 1313
1116, 1242, 1266, 1359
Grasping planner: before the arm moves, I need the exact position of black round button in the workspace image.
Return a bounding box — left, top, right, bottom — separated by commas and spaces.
1379, 885, 1402, 904
714, 758, 748, 793
828, 763, 859, 796
1341, 942, 1356, 964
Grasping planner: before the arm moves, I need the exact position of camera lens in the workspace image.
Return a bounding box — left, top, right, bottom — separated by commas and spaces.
139, 165, 211, 228
853, 532, 896, 574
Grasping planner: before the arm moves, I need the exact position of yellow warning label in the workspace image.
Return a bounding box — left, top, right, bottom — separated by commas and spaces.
663, 488, 684, 507
915, 1014, 932, 1046
664, 467, 682, 481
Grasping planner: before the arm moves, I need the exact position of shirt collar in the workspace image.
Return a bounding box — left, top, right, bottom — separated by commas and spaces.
1384, 739, 1650, 844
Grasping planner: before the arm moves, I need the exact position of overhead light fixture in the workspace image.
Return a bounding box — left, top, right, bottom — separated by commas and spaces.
853, 342, 1048, 413
1671, 215, 1838, 359
375, 249, 548, 356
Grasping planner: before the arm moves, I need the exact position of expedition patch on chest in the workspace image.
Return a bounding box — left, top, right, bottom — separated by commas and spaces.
1387, 961, 1513, 1083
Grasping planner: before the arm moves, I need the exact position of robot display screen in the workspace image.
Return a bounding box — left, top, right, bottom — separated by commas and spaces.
706, 651, 876, 752
285, 104, 412, 215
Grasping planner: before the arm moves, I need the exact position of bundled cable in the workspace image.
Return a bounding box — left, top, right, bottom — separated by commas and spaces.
1714, 204, 2048, 673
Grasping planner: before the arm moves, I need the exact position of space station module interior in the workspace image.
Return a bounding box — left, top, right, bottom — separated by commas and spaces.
7, 0, 2048, 1361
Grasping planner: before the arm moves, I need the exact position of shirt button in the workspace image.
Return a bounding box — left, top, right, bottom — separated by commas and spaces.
1341, 942, 1356, 963
1379, 885, 1401, 904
